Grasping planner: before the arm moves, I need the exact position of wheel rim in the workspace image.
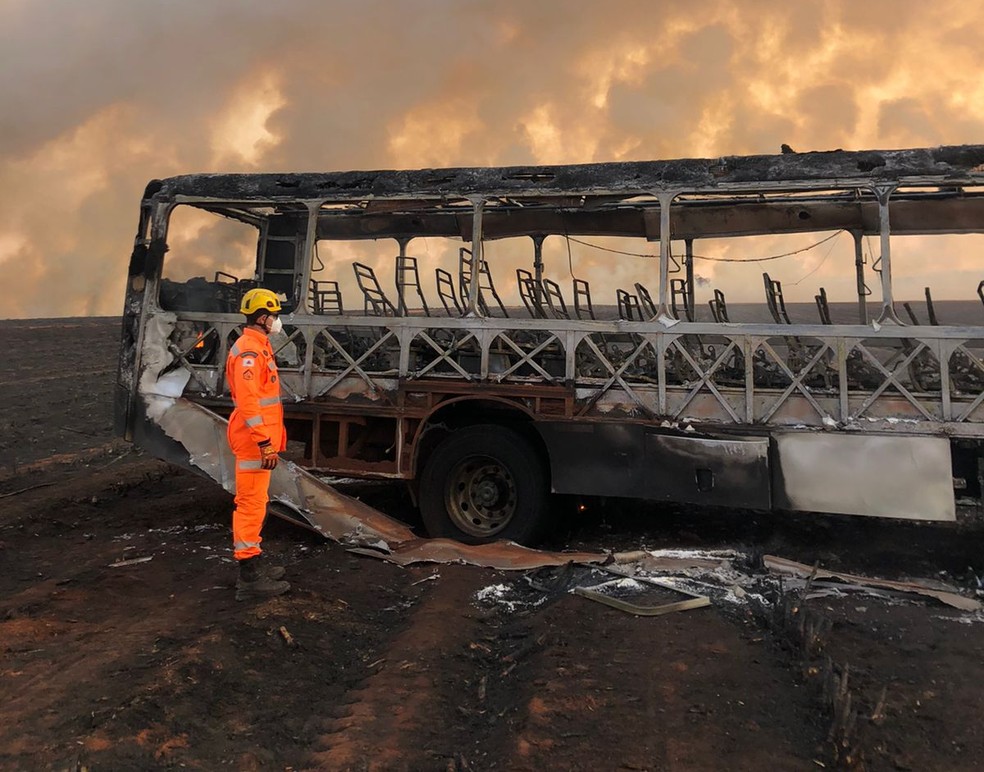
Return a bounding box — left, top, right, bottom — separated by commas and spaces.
444, 455, 518, 538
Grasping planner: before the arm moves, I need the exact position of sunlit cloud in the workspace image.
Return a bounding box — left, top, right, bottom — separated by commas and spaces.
519, 104, 572, 165
0, 232, 28, 265
209, 71, 286, 168
1, 0, 984, 318
387, 96, 483, 168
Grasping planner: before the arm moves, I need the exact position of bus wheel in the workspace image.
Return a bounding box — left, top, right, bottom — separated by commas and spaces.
419, 425, 547, 545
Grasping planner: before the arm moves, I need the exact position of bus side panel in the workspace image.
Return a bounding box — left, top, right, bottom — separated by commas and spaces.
536, 422, 771, 509
772, 433, 956, 521
537, 423, 642, 498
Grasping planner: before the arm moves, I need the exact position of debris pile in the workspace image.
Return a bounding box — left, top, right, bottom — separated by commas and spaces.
473, 549, 983, 617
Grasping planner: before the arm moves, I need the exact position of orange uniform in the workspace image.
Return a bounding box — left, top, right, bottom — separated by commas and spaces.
226, 327, 286, 560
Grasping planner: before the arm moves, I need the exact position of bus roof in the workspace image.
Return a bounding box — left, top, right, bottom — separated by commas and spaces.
147, 145, 984, 203
144, 145, 984, 240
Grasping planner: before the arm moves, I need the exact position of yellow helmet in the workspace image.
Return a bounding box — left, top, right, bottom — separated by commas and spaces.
240, 288, 282, 315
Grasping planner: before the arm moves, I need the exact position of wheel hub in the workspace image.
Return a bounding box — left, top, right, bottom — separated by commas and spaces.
474, 477, 502, 507
445, 457, 518, 538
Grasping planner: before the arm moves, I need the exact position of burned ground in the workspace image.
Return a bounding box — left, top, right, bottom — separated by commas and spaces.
1, 318, 983, 771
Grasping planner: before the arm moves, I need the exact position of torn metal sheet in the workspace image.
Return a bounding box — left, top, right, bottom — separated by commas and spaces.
347, 542, 603, 571
763, 555, 981, 612
137, 319, 604, 569
109, 556, 154, 568
804, 581, 917, 603
612, 550, 731, 572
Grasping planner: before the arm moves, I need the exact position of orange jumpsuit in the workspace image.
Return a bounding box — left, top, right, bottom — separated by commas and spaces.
226, 327, 286, 560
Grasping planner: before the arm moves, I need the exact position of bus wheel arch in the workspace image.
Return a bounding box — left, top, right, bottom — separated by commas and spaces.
411, 397, 544, 477
411, 399, 550, 545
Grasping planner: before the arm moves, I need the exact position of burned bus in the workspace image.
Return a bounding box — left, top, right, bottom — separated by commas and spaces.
116, 146, 984, 545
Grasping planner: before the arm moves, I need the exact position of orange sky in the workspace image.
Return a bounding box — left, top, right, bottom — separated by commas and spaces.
2, 0, 984, 318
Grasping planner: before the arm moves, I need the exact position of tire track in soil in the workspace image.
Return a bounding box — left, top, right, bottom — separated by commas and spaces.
305, 568, 488, 770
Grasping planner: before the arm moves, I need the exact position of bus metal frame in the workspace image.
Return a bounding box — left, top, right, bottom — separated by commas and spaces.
116, 146, 984, 540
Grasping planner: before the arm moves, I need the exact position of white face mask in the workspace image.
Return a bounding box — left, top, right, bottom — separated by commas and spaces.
266, 315, 283, 335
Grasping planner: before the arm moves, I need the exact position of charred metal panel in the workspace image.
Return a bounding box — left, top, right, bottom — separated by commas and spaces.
538, 422, 644, 497
641, 432, 771, 508
129, 398, 203, 475
153, 146, 984, 203
537, 422, 770, 508
773, 433, 955, 521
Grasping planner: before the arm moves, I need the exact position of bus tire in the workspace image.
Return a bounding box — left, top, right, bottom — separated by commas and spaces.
419, 424, 547, 545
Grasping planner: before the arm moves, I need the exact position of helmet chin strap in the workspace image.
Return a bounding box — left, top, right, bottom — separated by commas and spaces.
248, 313, 271, 333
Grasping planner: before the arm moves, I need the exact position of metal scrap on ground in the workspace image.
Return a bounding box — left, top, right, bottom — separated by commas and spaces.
108, 556, 154, 568
474, 549, 754, 616
572, 564, 711, 616
474, 549, 983, 619
347, 540, 605, 571
763, 555, 981, 612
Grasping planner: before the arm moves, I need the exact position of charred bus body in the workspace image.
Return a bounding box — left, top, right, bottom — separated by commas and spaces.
116, 146, 984, 544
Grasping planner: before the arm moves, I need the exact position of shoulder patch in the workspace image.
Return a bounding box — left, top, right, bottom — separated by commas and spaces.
242, 357, 256, 368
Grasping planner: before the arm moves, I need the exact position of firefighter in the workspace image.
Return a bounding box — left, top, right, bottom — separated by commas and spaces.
227, 287, 291, 600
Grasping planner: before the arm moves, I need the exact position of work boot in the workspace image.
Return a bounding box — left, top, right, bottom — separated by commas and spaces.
235, 554, 286, 586
235, 556, 290, 601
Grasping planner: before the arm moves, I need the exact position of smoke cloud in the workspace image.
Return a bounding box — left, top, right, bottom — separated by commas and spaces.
2, 0, 983, 318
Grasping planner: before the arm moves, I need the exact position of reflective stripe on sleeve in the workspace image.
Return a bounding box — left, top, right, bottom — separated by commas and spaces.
245, 415, 263, 427
258, 396, 281, 406
235, 540, 261, 551
230, 343, 259, 358
268, 361, 277, 371
237, 459, 263, 470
